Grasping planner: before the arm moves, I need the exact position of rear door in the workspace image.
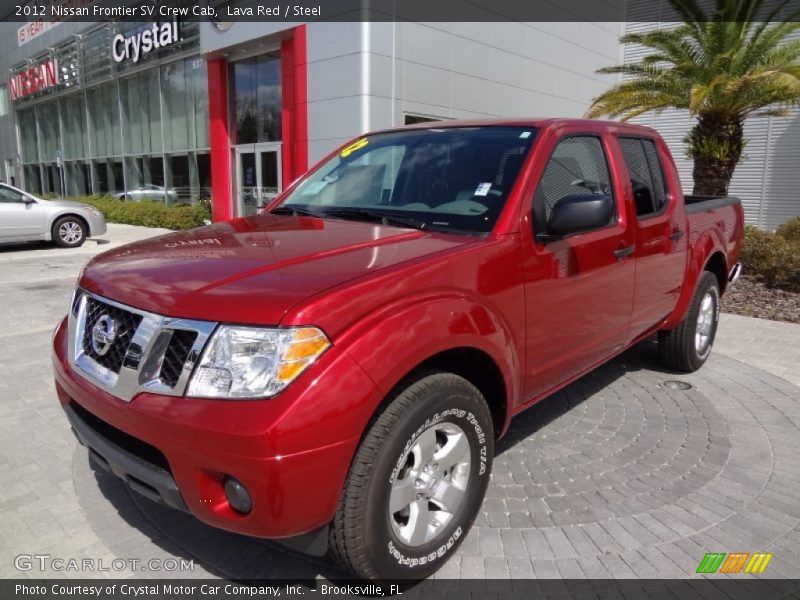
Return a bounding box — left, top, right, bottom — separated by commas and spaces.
0, 185, 45, 241
520, 128, 635, 403
614, 136, 688, 338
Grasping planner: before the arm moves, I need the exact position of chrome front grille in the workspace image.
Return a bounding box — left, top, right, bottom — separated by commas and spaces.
67, 290, 217, 402
81, 296, 142, 373
159, 330, 198, 388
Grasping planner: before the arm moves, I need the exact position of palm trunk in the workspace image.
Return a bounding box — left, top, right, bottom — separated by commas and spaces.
689, 113, 744, 197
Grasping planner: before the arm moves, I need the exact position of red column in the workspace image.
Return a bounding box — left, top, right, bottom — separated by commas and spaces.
207, 58, 232, 222
281, 25, 309, 187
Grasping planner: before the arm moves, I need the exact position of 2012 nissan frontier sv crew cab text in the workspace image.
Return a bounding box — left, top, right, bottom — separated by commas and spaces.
53, 118, 744, 580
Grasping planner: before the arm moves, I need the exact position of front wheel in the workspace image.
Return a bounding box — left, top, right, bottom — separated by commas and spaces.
329, 371, 494, 580
52, 216, 87, 248
658, 271, 720, 372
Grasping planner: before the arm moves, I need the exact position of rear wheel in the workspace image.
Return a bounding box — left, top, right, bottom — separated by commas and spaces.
658, 271, 720, 372
329, 371, 494, 580
52, 216, 87, 248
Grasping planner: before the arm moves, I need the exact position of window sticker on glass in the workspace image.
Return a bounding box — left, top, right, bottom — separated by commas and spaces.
340, 138, 369, 158
519, 131, 532, 138
475, 182, 492, 196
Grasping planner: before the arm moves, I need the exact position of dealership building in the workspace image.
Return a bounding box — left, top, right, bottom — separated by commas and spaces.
0, 15, 797, 228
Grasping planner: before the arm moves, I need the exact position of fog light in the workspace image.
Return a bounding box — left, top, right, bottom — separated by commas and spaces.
224, 477, 252, 514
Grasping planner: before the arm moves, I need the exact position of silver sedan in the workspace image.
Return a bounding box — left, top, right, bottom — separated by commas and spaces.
0, 183, 107, 248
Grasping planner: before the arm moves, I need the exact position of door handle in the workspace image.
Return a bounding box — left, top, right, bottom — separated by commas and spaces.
669, 229, 685, 241
614, 245, 635, 260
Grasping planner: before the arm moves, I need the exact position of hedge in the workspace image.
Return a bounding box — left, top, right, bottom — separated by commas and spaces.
740, 217, 800, 293
59, 195, 212, 230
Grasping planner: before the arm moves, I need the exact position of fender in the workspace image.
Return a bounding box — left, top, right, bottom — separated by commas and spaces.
662, 227, 727, 330
336, 291, 521, 435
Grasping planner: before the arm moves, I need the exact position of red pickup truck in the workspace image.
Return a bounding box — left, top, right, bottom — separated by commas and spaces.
53, 118, 743, 580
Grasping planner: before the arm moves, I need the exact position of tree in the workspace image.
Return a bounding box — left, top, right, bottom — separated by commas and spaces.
586, 0, 800, 196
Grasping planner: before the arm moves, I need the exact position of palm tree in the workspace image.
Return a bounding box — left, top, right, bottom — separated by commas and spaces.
586, 0, 800, 196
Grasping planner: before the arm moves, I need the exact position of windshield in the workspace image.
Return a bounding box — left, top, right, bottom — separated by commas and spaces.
274, 126, 537, 234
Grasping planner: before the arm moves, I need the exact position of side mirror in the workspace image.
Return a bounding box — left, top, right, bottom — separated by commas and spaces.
23, 196, 37, 204
546, 193, 614, 238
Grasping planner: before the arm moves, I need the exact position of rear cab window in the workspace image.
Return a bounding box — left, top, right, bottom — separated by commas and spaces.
617, 137, 669, 218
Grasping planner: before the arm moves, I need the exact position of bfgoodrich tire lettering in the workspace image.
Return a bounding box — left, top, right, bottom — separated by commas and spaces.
658, 271, 720, 372
329, 371, 494, 580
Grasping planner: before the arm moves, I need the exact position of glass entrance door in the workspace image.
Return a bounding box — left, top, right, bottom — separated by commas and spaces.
235, 143, 282, 217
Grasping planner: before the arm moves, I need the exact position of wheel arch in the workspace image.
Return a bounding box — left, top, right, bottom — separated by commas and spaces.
704, 250, 728, 295
662, 234, 728, 330
384, 346, 508, 440
337, 294, 521, 441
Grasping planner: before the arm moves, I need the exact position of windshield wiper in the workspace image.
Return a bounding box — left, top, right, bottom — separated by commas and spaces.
324, 208, 427, 230
271, 206, 324, 218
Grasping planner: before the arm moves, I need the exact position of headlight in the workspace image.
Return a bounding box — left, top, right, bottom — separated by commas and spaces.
187, 326, 330, 398
85, 206, 103, 217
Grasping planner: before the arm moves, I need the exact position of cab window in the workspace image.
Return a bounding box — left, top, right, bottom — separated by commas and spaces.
618, 137, 668, 217
532, 135, 615, 236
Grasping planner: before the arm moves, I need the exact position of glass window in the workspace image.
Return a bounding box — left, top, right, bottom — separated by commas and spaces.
120, 70, 161, 155
232, 53, 281, 144
168, 154, 191, 204
87, 82, 121, 157
277, 126, 537, 234
60, 93, 88, 160
64, 162, 91, 195
54, 38, 81, 91
24, 166, 42, 194
196, 152, 211, 200
0, 184, 26, 203
162, 58, 209, 152
0, 85, 8, 117
618, 137, 668, 217
533, 136, 614, 234
82, 25, 112, 85
162, 61, 189, 152
37, 100, 60, 164
191, 59, 209, 149
404, 114, 442, 125
18, 108, 39, 163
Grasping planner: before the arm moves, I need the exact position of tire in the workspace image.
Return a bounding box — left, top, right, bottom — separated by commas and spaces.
658, 271, 720, 372
52, 216, 87, 248
329, 371, 494, 580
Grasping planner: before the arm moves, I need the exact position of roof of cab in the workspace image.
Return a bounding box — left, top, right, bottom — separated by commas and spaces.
370, 117, 659, 136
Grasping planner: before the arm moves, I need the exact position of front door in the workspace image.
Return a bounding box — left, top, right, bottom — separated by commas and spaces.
520, 131, 636, 404
0, 185, 45, 241
235, 144, 282, 217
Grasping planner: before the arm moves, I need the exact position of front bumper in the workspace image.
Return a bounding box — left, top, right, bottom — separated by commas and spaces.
52, 317, 381, 540
65, 401, 188, 512
86, 213, 107, 237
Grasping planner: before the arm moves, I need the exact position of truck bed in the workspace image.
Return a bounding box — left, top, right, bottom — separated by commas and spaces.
684, 195, 742, 215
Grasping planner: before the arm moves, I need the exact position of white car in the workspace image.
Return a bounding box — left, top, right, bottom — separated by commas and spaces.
0, 183, 107, 248
114, 184, 178, 203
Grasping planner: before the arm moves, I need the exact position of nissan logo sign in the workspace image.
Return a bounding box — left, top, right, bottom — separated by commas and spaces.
91, 315, 117, 356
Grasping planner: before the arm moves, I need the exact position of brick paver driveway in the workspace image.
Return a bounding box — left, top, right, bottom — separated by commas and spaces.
1, 226, 799, 581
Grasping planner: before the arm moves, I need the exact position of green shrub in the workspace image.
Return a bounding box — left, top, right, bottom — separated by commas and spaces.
741, 222, 800, 293
776, 216, 800, 244
58, 195, 212, 230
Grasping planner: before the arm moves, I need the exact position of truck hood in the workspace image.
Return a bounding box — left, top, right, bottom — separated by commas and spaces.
80, 214, 475, 325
